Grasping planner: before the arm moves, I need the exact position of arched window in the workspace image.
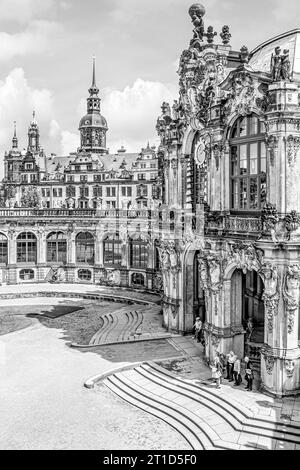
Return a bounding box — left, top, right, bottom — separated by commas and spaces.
47, 232, 67, 264
230, 114, 266, 211
130, 237, 148, 268
103, 233, 122, 266
78, 269, 92, 281
76, 232, 94, 264
19, 269, 34, 280
17, 232, 37, 263
0, 233, 8, 264
131, 272, 145, 287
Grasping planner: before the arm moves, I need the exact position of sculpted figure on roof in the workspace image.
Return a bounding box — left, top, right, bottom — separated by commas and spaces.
189, 3, 206, 47
270, 47, 292, 82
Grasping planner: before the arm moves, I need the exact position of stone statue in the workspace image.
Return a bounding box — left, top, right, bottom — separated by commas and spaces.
246, 317, 254, 341
270, 46, 281, 81
270, 47, 292, 82
281, 49, 292, 81
189, 3, 205, 45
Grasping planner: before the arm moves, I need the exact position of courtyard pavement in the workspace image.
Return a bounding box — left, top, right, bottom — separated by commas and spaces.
1, 283, 300, 450
0, 292, 187, 450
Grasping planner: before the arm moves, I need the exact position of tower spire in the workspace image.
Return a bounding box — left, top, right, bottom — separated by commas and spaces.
92, 55, 96, 88
12, 121, 18, 149
89, 56, 99, 96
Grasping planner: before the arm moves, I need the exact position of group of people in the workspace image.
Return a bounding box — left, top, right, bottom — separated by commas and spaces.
192, 318, 254, 391
210, 351, 253, 391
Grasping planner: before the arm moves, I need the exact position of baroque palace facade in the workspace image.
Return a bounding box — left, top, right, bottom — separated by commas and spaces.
1, 3, 300, 397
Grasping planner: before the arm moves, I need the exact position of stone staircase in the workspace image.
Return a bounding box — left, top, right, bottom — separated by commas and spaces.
89, 304, 169, 346
102, 362, 300, 450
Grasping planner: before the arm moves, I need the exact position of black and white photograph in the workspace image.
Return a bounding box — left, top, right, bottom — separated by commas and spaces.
0, 0, 300, 454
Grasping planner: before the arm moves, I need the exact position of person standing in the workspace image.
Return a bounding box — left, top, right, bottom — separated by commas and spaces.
210, 352, 222, 389
233, 356, 242, 386
226, 351, 236, 381
244, 356, 253, 391
193, 317, 202, 342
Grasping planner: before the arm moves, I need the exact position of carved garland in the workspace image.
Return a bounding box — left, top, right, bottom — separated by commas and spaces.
264, 354, 275, 375
282, 265, 300, 334
265, 135, 278, 166
284, 135, 300, 167
259, 263, 279, 333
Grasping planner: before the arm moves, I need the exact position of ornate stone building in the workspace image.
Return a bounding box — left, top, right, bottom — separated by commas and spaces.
0, 60, 164, 293
1, 59, 161, 211
1, 3, 300, 398
156, 4, 300, 397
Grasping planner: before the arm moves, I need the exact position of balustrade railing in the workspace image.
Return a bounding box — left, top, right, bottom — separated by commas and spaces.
0, 208, 159, 219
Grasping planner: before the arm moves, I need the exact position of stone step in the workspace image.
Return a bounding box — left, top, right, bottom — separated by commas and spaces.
145, 362, 300, 442
105, 373, 213, 450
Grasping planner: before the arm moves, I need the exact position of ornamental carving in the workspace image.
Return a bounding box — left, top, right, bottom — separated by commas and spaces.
284, 135, 300, 166
156, 240, 183, 274
211, 142, 224, 171
264, 354, 275, 375
265, 135, 278, 166
223, 72, 255, 117
259, 263, 279, 332
211, 334, 220, 348
261, 203, 279, 233
284, 210, 300, 233
283, 265, 300, 334
197, 253, 224, 292
285, 360, 295, 378
227, 241, 264, 274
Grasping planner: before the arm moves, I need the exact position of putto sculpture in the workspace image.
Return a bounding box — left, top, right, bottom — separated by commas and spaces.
270, 47, 292, 81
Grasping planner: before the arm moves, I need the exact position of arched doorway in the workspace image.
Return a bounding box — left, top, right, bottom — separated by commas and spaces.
231, 268, 264, 367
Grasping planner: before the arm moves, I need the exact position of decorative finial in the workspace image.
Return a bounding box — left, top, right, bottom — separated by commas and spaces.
240, 45, 249, 63
220, 25, 231, 45
204, 25, 217, 44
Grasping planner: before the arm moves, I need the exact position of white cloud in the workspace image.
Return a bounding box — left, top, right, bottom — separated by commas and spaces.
101, 78, 176, 153
61, 131, 79, 155
0, 68, 69, 177
0, 0, 54, 23
0, 20, 62, 62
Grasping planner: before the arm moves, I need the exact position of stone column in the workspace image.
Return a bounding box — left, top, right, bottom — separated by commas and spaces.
261, 262, 300, 396
7, 229, 17, 284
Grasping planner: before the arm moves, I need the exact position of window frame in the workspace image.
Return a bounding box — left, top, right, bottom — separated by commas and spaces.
230, 114, 266, 212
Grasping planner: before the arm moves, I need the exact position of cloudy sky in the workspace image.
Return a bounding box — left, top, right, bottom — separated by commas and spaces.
0, 0, 299, 176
